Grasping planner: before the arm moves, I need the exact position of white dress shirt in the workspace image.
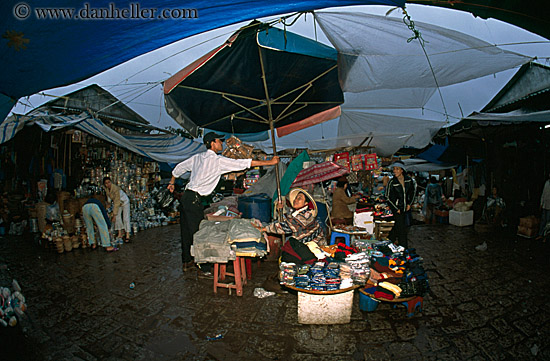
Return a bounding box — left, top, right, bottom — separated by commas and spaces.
172, 149, 252, 196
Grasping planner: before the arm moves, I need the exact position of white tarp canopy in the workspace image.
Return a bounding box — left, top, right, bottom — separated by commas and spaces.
250, 11, 531, 156
314, 11, 531, 97
249, 110, 444, 156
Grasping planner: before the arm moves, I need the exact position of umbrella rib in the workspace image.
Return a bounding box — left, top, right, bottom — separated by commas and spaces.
200, 114, 267, 129
174, 84, 263, 103
274, 84, 312, 122
273, 104, 307, 123
222, 94, 268, 123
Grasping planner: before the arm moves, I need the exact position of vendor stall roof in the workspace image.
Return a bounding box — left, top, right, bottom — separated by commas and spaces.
30, 84, 155, 133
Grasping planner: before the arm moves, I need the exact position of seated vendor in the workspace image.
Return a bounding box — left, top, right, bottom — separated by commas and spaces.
255, 188, 326, 246
331, 178, 360, 225
485, 186, 506, 226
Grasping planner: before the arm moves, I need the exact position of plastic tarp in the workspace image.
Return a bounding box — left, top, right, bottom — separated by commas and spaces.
244, 162, 287, 197
296, 110, 444, 156
401, 158, 456, 172
0, 111, 204, 164
464, 109, 550, 124
314, 11, 531, 106
0, 1, 404, 108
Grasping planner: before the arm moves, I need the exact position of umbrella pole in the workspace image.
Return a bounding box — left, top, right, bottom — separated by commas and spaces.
259, 45, 283, 223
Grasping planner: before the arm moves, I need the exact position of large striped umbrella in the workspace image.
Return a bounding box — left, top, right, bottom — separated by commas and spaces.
291, 161, 349, 188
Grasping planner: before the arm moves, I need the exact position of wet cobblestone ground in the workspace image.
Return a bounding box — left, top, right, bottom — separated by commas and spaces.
0, 223, 549, 360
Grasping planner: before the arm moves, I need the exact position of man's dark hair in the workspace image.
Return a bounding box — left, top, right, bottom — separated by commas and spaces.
430, 176, 437, 184
205, 140, 213, 150
103, 177, 111, 184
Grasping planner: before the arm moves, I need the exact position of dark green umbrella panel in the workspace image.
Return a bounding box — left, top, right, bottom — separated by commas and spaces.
164, 21, 344, 137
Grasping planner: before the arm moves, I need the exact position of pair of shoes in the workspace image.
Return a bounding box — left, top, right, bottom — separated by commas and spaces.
105, 246, 118, 252
182, 261, 195, 272
124, 237, 131, 243
91, 243, 97, 250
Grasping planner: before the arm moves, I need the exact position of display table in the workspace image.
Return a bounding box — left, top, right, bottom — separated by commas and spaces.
285, 284, 360, 324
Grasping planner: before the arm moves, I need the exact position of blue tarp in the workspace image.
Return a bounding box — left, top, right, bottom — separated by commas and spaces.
0, 0, 403, 115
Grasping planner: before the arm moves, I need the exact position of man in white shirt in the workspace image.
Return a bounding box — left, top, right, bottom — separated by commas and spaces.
167, 132, 279, 275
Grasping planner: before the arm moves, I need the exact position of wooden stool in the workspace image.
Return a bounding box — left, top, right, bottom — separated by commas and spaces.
213, 257, 246, 296
329, 231, 351, 246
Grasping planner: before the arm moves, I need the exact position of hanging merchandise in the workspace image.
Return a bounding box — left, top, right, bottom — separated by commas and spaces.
351, 154, 364, 171
334, 152, 350, 171
364, 154, 378, 170
222, 136, 254, 160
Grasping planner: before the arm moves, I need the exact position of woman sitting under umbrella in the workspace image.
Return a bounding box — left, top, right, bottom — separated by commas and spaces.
254, 188, 326, 246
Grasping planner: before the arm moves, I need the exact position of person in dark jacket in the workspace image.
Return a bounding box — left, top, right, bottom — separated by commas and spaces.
385, 161, 416, 248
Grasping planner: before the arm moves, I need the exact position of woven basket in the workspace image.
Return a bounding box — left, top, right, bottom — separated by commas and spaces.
55, 237, 64, 253
63, 236, 72, 252
62, 214, 75, 234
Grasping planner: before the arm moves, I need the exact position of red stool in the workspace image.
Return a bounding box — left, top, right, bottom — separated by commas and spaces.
213, 257, 246, 296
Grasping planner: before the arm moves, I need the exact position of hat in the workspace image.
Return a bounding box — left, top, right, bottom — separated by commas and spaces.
389, 160, 406, 171
203, 132, 225, 145
288, 188, 317, 217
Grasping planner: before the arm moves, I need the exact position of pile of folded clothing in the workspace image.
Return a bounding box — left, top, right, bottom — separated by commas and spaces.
363, 247, 429, 300
227, 218, 267, 257
279, 262, 297, 286
191, 220, 235, 263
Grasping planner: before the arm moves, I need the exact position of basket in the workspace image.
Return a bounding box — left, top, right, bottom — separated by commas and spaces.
62, 213, 75, 234
63, 236, 72, 252
55, 237, 64, 253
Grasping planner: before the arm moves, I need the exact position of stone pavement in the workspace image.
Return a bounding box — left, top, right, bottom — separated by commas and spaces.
0, 223, 549, 360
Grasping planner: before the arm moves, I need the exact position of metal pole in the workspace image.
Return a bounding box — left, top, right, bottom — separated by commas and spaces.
258, 44, 283, 221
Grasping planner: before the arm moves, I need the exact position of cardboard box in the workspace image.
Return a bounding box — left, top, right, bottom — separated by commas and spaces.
519, 216, 539, 229
449, 210, 474, 227
517, 225, 537, 237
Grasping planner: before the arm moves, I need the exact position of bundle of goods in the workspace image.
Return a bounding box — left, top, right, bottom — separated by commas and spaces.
279, 262, 297, 286
343, 252, 370, 285
280, 261, 343, 291
227, 218, 267, 258
363, 247, 429, 300
191, 220, 235, 264
517, 215, 539, 238
222, 136, 254, 160
0, 280, 27, 327
204, 196, 241, 220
